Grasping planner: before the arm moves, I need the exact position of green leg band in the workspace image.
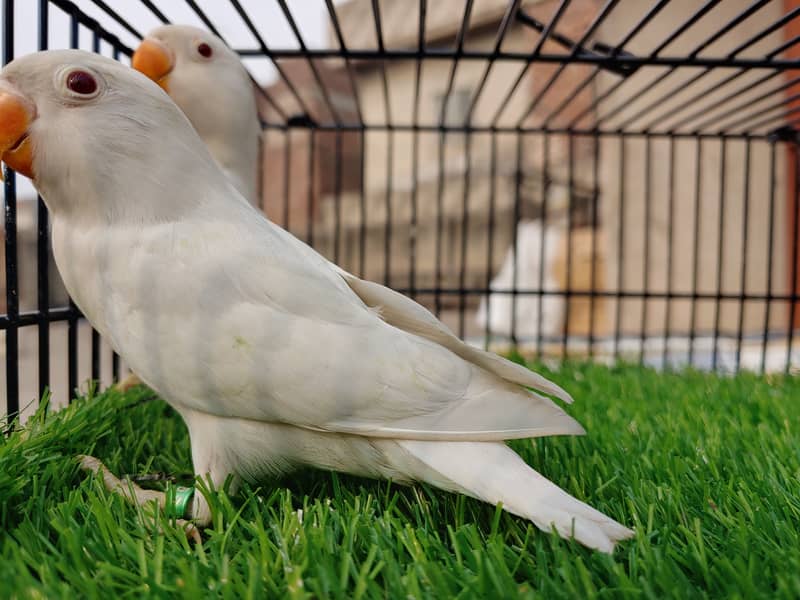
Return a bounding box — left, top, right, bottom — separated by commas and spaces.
166, 486, 194, 519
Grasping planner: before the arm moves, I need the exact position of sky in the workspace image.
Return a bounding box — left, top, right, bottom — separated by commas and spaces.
1, 0, 341, 199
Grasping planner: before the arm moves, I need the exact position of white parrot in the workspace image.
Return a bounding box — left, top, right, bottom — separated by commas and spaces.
131, 24, 260, 206
0, 50, 633, 553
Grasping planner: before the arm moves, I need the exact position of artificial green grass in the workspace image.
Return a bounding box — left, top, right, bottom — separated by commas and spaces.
0, 363, 798, 598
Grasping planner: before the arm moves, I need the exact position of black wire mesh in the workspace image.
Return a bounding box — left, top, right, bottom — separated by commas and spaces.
2, 0, 800, 420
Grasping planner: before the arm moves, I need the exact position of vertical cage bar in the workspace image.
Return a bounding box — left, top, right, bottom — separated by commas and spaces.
358, 131, 366, 278
483, 133, 498, 350
734, 140, 751, 372
588, 133, 600, 359
712, 140, 727, 371
333, 131, 343, 264
785, 144, 799, 373
3, 0, 19, 419
613, 137, 626, 361
306, 129, 316, 247
434, 131, 445, 318
457, 132, 472, 339
510, 133, 523, 346
383, 131, 393, 287
639, 137, 652, 365
283, 131, 291, 230
536, 133, 550, 360
689, 140, 703, 367
37, 0, 50, 398
761, 142, 777, 374
409, 0, 424, 299
3, 172, 18, 419
111, 338, 120, 382
561, 135, 575, 360
663, 137, 676, 368
409, 132, 419, 300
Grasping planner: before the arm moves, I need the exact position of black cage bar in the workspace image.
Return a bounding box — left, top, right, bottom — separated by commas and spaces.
2, 0, 800, 421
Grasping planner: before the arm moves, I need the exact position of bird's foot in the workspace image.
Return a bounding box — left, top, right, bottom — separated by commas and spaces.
78, 455, 201, 544
114, 373, 144, 393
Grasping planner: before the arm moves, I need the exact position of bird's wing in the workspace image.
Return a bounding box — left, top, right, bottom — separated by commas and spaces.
257, 222, 573, 404
332, 267, 573, 404
120, 213, 582, 442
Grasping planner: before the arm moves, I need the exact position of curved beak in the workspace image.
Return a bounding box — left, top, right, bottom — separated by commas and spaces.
132, 38, 174, 91
0, 85, 35, 180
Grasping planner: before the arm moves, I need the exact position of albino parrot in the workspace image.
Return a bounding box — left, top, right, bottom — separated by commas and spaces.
0, 50, 633, 553
132, 24, 260, 205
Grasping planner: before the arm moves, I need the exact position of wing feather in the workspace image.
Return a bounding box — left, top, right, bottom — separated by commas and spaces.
333, 268, 574, 404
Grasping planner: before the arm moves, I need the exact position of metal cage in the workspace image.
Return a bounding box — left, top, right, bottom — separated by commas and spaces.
2, 0, 800, 419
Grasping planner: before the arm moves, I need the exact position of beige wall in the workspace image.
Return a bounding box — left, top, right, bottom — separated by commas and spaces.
597, 0, 791, 337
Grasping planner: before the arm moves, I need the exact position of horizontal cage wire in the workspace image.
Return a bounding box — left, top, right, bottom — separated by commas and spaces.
1, 0, 800, 421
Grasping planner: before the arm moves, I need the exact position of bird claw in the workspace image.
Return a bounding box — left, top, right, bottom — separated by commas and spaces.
78, 454, 103, 474
78, 454, 203, 543
114, 373, 144, 393
176, 518, 203, 544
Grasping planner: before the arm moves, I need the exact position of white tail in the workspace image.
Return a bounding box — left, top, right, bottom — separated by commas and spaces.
398, 440, 634, 553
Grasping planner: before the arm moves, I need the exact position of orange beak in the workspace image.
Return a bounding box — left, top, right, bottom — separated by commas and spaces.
132, 38, 174, 92
0, 88, 35, 180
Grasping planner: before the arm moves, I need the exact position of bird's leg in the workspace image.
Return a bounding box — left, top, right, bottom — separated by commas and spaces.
78, 455, 201, 543
114, 372, 144, 393
184, 410, 239, 526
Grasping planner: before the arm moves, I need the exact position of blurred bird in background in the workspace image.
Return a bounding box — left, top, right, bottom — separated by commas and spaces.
132, 25, 260, 205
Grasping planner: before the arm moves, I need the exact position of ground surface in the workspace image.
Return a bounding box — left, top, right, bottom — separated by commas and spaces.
0, 363, 798, 598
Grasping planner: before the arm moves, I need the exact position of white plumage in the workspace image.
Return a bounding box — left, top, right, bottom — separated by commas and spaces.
0, 50, 633, 553
132, 25, 261, 205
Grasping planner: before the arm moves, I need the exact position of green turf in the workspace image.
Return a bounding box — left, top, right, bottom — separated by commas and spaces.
0, 363, 798, 598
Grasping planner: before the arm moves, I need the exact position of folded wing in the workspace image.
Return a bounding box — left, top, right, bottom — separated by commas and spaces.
147, 214, 583, 442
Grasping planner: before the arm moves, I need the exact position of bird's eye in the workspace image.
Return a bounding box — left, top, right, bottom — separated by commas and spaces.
197, 43, 213, 58
66, 70, 98, 95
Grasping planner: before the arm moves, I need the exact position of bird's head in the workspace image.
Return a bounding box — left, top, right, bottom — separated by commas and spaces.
0, 49, 227, 221
132, 26, 258, 144
132, 25, 261, 203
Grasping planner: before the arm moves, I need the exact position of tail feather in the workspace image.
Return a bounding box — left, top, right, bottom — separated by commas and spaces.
397, 440, 634, 553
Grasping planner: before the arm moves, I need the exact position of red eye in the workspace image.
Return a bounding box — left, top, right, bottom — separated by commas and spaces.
66, 70, 97, 95
197, 42, 213, 58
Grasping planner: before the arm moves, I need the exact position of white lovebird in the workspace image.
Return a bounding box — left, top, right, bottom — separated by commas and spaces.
0, 50, 633, 553
131, 24, 260, 205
